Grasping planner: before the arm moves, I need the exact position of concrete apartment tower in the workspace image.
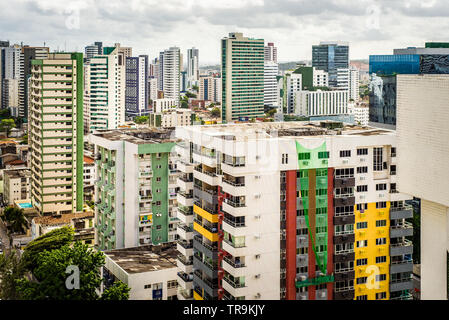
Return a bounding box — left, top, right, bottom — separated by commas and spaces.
29, 52, 84, 215
159, 47, 181, 107
312, 41, 349, 88
187, 47, 199, 88
221, 32, 264, 122
396, 74, 449, 300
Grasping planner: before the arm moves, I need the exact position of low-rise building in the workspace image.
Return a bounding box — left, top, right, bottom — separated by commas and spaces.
149, 109, 194, 128
153, 98, 178, 113
31, 208, 95, 246
3, 168, 31, 205
103, 243, 179, 300
83, 155, 96, 202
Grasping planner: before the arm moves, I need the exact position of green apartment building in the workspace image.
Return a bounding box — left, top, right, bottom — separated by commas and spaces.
89, 128, 180, 250
221, 32, 265, 122
29, 53, 84, 215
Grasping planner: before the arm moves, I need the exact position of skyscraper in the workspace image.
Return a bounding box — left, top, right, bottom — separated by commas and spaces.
312, 41, 349, 88
0, 45, 22, 111
29, 52, 84, 215
84, 41, 103, 63
265, 42, 277, 63
159, 47, 181, 107
264, 61, 278, 107
84, 44, 126, 132
187, 47, 199, 88
125, 55, 149, 118
221, 32, 264, 122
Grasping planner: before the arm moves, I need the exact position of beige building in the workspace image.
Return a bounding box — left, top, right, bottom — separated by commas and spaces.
396, 74, 449, 300
149, 109, 193, 128
3, 168, 31, 205
29, 52, 84, 215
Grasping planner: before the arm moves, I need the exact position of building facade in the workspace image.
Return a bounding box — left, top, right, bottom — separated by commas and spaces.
89, 128, 180, 251
29, 53, 84, 215
199, 76, 221, 103
221, 32, 264, 122
175, 121, 413, 300
3, 168, 31, 205
312, 42, 349, 88
265, 42, 277, 63
125, 55, 149, 118
187, 48, 199, 88
264, 61, 279, 107
159, 47, 181, 107
294, 90, 349, 117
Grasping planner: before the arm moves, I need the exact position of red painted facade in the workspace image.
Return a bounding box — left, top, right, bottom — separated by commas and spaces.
285, 170, 297, 300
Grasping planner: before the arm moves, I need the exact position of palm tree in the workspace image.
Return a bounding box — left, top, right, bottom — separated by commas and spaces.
1, 207, 28, 235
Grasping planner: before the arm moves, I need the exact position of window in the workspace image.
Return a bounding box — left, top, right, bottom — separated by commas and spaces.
340, 150, 351, 158
391, 147, 396, 157
298, 170, 308, 178
376, 183, 387, 191
167, 280, 178, 289
376, 274, 387, 282
376, 256, 387, 263
373, 147, 383, 171
357, 166, 368, 174
376, 238, 387, 245
318, 151, 329, 159
356, 258, 368, 266
356, 240, 368, 248
390, 165, 397, 175
357, 148, 368, 155
390, 183, 397, 193
356, 295, 368, 300
356, 222, 368, 229
376, 220, 387, 227
357, 203, 368, 211
376, 292, 387, 300
281, 153, 288, 164
298, 153, 310, 160
357, 185, 368, 192
335, 168, 354, 178
376, 202, 387, 209
144, 284, 151, 289
357, 277, 367, 284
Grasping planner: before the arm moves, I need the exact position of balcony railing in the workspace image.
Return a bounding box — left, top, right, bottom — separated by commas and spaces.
178, 240, 193, 249
223, 276, 245, 288
223, 217, 246, 228
334, 286, 354, 292
222, 179, 245, 187
223, 256, 246, 268
224, 198, 246, 208
177, 272, 193, 282
177, 254, 193, 266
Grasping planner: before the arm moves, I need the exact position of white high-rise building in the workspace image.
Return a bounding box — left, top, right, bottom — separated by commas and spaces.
396, 74, 449, 300
84, 44, 126, 132
264, 42, 277, 63
285, 71, 302, 114
187, 48, 199, 88
336, 68, 349, 91
0, 45, 22, 109
264, 61, 279, 107
294, 89, 348, 117
149, 78, 158, 104
159, 47, 181, 107
349, 66, 360, 102
313, 69, 328, 87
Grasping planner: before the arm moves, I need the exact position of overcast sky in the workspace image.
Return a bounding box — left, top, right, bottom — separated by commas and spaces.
2, 0, 449, 65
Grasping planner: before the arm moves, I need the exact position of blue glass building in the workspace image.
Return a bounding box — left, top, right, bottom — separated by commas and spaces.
369, 54, 420, 75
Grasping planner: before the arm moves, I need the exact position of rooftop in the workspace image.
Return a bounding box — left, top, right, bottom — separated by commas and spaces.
179, 121, 394, 141
83, 155, 94, 164
105, 243, 178, 274
33, 210, 94, 227
4, 168, 30, 179
91, 127, 178, 144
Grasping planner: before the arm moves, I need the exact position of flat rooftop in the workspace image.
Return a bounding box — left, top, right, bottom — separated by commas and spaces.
92, 128, 178, 144
179, 120, 394, 141
104, 243, 178, 274
4, 168, 31, 179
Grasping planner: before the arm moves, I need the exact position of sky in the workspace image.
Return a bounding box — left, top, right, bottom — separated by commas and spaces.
2, 0, 449, 65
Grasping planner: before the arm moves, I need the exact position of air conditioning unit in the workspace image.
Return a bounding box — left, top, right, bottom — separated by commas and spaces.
299, 275, 307, 281
254, 215, 261, 219
254, 234, 261, 239
255, 254, 261, 259
255, 175, 261, 179
342, 159, 349, 164
254, 274, 261, 279
254, 293, 261, 298
256, 155, 261, 160
255, 194, 261, 199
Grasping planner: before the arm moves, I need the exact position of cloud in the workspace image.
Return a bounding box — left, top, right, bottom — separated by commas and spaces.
0, 0, 447, 64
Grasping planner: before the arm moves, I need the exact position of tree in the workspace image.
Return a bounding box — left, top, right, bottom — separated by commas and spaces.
134, 116, 149, 125
265, 108, 277, 117
0, 119, 16, 137
21, 226, 74, 271
210, 107, 221, 118
16, 242, 130, 300
1, 206, 28, 235
191, 85, 199, 92
0, 249, 25, 300
185, 91, 196, 99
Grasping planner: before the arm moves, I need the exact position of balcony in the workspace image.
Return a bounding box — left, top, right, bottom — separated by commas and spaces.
139, 194, 152, 202
193, 272, 218, 298
177, 272, 193, 291
177, 176, 193, 191
390, 205, 413, 220
177, 205, 194, 224
390, 260, 413, 274
390, 278, 413, 292
177, 223, 193, 241
177, 240, 193, 257
193, 235, 218, 259
334, 177, 355, 188
177, 160, 194, 174
193, 167, 218, 186
390, 222, 413, 238
222, 216, 247, 237
222, 178, 246, 196
177, 192, 194, 207
222, 275, 247, 297
390, 239, 413, 256
193, 254, 218, 279
193, 187, 218, 206
222, 256, 246, 277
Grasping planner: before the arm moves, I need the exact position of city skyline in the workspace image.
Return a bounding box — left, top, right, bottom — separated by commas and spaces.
2, 0, 449, 64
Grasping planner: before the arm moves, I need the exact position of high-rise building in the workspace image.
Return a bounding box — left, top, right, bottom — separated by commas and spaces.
29, 53, 84, 215
19, 46, 49, 119
89, 128, 180, 250
149, 77, 158, 105
84, 45, 126, 132
199, 76, 222, 103
175, 121, 413, 300
312, 41, 349, 88
264, 61, 278, 107
349, 66, 360, 102
265, 42, 277, 63
2, 78, 19, 115
187, 48, 199, 88
125, 55, 149, 118
396, 74, 449, 300
84, 41, 103, 63
159, 47, 181, 107
0, 45, 22, 109
221, 32, 264, 122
